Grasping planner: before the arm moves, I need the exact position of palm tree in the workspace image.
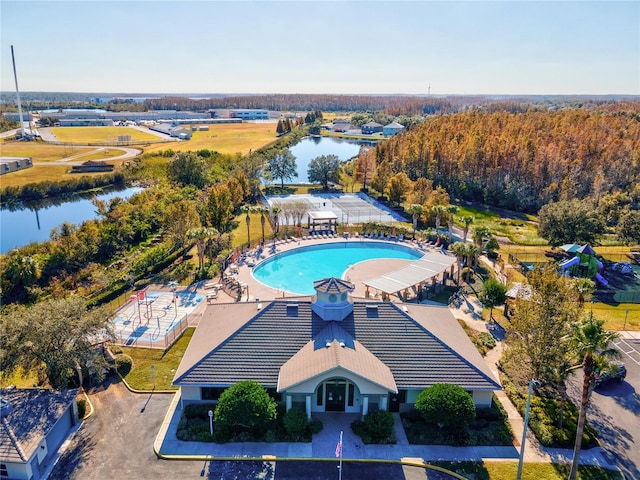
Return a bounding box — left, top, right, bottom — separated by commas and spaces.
449, 242, 467, 284
462, 216, 474, 243
270, 205, 281, 237
241, 205, 252, 247
446, 205, 459, 242
407, 204, 424, 239
256, 206, 268, 244
572, 278, 595, 306
465, 243, 479, 282
472, 226, 489, 251
187, 226, 219, 274
432, 205, 446, 233
568, 314, 620, 480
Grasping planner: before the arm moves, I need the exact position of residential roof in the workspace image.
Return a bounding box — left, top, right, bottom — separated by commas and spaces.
577, 244, 596, 255
0, 388, 77, 463
362, 121, 383, 127
384, 122, 405, 129
363, 250, 456, 294
173, 300, 499, 392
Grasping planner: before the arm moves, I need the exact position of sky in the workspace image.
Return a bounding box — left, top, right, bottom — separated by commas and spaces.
1, 1, 638, 95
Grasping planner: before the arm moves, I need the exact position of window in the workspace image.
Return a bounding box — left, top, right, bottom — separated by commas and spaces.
266, 388, 282, 402
347, 382, 354, 407
0, 463, 8, 477
201, 387, 225, 400
316, 384, 323, 406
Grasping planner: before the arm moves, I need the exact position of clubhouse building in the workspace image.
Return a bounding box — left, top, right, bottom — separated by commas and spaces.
173, 278, 500, 418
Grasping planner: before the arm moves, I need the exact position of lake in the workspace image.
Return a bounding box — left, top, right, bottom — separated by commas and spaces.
1, 186, 142, 253
287, 136, 364, 183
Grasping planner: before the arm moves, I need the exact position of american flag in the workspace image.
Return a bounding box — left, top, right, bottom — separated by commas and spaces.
335, 439, 342, 458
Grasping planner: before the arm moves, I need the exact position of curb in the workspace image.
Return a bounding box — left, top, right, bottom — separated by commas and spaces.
78, 387, 94, 421
116, 371, 178, 395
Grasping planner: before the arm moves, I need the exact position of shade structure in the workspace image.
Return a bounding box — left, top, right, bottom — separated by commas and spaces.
363, 250, 456, 294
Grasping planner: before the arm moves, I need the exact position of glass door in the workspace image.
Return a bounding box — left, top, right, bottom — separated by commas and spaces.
325, 381, 346, 411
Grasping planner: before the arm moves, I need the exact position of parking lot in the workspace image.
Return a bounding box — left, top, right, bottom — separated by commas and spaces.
567, 335, 640, 479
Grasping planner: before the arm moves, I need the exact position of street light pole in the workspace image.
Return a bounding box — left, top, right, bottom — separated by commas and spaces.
517, 379, 540, 480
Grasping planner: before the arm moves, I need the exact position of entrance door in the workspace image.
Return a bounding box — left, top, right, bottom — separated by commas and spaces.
325, 382, 346, 411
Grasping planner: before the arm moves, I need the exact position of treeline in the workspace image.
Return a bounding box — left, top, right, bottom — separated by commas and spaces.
0, 173, 126, 205
373, 106, 640, 212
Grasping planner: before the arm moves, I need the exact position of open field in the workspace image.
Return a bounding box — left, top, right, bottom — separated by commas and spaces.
142, 122, 278, 155
51, 126, 160, 143
455, 205, 546, 245
0, 141, 93, 162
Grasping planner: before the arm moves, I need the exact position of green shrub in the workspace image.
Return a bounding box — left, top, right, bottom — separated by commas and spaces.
478, 332, 496, 349
77, 399, 87, 419
415, 384, 476, 430
308, 419, 323, 435
351, 410, 396, 444
283, 408, 307, 441
214, 381, 277, 436
115, 353, 133, 376
109, 345, 123, 355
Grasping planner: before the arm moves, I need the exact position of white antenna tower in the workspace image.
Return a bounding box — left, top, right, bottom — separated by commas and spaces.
428, 83, 431, 96
11, 45, 27, 139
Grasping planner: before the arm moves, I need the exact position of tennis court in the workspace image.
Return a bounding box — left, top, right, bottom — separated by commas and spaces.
265, 192, 406, 225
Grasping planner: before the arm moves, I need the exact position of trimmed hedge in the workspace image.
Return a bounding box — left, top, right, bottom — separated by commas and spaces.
115, 353, 133, 376
351, 410, 396, 444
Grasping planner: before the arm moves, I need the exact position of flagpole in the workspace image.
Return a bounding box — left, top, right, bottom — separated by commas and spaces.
338, 430, 343, 480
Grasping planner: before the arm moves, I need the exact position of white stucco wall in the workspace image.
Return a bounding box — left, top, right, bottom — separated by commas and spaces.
179, 386, 202, 401
472, 390, 493, 408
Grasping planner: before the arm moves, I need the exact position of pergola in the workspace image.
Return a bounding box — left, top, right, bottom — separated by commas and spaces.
363, 250, 457, 301
307, 210, 338, 233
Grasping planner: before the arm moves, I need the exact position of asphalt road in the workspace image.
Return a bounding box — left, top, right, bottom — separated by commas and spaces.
567, 337, 640, 479
49, 376, 453, 480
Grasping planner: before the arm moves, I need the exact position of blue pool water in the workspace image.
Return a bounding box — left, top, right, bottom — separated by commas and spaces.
252, 242, 423, 295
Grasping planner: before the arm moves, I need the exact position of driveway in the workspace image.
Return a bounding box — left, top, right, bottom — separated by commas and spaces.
566, 335, 640, 479
49, 376, 454, 479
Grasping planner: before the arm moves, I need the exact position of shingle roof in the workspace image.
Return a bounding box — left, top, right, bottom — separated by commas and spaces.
0, 388, 77, 463
173, 300, 499, 392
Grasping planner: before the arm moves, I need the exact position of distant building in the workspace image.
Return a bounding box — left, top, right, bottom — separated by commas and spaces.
383, 122, 405, 137
2, 112, 32, 122
70, 160, 115, 173
0, 157, 32, 175
149, 123, 192, 139
0, 388, 79, 480
229, 109, 269, 120
361, 121, 383, 134
58, 118, 114, 127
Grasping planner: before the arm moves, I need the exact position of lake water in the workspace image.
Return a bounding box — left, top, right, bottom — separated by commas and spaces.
1, 186, 142, 253
287, 136, 363, 183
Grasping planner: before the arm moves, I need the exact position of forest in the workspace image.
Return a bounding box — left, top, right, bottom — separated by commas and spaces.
372, 104, 640, 212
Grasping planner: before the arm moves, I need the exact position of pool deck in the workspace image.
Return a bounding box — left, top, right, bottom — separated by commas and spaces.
202, 234, 452, 304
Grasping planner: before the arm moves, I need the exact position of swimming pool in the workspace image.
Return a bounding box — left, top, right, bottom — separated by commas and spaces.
252, 241, 423, 295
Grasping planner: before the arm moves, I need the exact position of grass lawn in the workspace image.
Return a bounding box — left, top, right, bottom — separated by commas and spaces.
142, 123, 278, 156
231, 211, 274, 249
455, 205, 546, 245
51, 126, 160, 143
117, 327, 194, 390
433, 461, 622, 480
0, 140, 92, 161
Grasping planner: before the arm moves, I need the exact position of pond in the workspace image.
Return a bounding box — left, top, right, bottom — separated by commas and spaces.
0, 186, 143, 253
287, 136, 365, 183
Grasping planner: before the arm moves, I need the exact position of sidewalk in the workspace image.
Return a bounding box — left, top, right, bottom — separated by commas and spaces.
154, 381, 610, 468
